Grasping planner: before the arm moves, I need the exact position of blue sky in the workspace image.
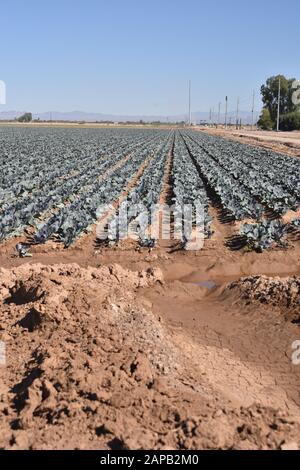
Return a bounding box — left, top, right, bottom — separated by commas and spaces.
0, 0, 299, 116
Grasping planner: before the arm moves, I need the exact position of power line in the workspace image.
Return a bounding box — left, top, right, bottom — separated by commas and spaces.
211, 90, 259, 128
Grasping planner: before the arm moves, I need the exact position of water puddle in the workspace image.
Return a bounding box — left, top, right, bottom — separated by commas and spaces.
194, 280, 218, 289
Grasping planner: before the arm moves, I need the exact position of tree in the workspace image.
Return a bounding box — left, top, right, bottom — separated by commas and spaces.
258, 108, 273, 130
279, 111, 300, 131
261, 75, 296, 123
17, 112, 33, 123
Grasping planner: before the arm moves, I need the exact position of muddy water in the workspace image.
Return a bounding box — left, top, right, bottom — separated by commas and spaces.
194, 280, 218, 289
142, 277, 300, 418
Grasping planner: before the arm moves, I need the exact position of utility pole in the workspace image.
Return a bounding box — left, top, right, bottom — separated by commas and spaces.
276, 77, 281, 132
188, 80, 191, 126
218, 102, 221, 127
236, 97, 239, 130
225, 96, 228, 128
251, 90, 255, 130
209, 108, 212, 126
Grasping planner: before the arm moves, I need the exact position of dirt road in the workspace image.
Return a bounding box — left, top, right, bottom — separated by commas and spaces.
199, 127, 300, 157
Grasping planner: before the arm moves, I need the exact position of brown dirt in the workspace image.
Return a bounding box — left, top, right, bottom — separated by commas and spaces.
199, 127, 300, 157
1, 262, 300, 450
227, 275, 300, 323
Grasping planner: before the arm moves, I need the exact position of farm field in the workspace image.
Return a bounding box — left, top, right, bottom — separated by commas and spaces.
1, 126, 300, 251
1, 126, 300, 450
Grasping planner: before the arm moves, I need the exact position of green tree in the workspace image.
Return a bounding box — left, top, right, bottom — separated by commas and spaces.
279, 111, 300, 131
261, 75, 296, 123
257, 108, 273, 130
17, 112, 33, 122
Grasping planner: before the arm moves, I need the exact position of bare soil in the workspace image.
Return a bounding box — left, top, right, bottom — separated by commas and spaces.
1, 218, 300, 449
199, 127, 300, 157
1, 262, 300, 450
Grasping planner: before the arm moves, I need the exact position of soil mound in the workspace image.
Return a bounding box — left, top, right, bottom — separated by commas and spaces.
227, 275, 300, 323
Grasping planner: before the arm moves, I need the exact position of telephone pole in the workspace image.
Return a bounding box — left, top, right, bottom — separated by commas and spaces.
276, 77, 281, 132
188, 80, 191, 126
225, 96, 228, 128
251, 90, 255, 130
236, 97, 239, 130
217, 102, 221, 127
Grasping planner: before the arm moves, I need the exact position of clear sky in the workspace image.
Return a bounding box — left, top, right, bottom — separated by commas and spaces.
1, 0, 299, 116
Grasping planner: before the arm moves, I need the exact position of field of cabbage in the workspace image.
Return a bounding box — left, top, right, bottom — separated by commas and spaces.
0, 126, 300, 251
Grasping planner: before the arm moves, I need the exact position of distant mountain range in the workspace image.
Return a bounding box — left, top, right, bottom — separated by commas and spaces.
0, 110, 256, 123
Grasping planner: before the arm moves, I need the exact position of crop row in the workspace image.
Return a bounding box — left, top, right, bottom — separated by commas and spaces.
0, 127, 299, 251
183, 131, 300, 214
